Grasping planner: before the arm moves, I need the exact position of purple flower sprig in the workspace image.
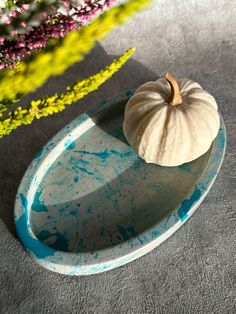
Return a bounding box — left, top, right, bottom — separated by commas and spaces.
0, 0, 60, 38
0, 0, 98, 40
0, 0, 117, 70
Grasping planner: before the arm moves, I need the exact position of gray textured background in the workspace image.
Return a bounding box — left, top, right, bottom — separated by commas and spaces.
0, 0, 236, 313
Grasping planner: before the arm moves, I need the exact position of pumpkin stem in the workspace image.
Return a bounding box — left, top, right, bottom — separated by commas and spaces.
165, 72, 182, 106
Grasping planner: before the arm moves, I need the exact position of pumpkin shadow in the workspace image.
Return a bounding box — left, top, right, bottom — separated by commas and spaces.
0, 43, 157, 236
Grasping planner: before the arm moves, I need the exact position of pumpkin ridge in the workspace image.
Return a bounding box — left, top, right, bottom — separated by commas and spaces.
134, 90, 166, 102
136, 104, 167, 152
190, 106, 215, 147
156, 106, 172, 162
123, 103, 166, 151
125, 98, 161, 119
179, 107, 196, 161
139, 105, 167, 159
186, 92, 217, 110
179, 79, 201, 92
124, 96, 165, 126
136, 80, 170, 99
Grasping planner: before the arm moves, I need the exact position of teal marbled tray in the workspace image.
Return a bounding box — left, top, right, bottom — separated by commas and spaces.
14, 90, 226, 275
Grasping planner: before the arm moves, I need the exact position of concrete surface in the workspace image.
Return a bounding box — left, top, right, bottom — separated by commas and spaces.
0, 0, 235, 313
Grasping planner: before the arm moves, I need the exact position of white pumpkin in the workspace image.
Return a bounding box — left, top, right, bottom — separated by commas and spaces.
123, 73, 220, 166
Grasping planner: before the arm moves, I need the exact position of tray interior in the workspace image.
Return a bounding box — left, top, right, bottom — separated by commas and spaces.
29, 100, 211, 253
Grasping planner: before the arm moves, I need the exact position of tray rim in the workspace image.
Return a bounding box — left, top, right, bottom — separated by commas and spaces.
14, 89, 227, 275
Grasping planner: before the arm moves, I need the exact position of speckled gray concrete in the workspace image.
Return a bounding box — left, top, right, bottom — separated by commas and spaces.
0, 0, 235, 313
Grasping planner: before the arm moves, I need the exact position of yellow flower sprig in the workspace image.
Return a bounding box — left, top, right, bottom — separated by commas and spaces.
0, 0, 150, 102
0, 99, 14, 119
0, 48, 135, 138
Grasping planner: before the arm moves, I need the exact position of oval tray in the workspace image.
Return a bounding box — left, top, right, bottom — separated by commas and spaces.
14, 90, 226, 275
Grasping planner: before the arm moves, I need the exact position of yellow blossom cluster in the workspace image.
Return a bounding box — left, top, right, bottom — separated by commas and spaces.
0, 48, 135, 138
